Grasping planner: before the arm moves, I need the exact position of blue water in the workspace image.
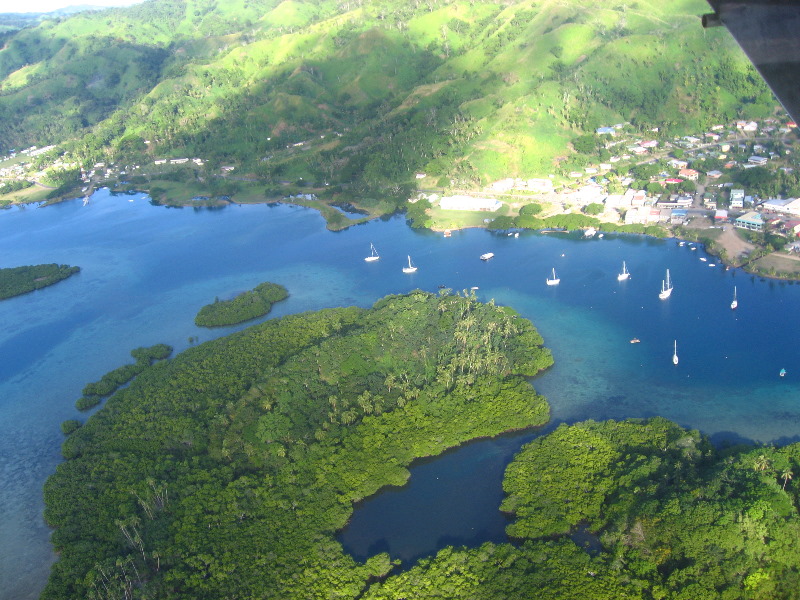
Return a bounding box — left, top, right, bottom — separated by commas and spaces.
2, 191, 800, 598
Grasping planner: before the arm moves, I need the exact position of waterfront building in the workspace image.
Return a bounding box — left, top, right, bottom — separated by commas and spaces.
439, 195, 502, 212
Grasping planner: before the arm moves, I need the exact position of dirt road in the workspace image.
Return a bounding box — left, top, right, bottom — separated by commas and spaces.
717, 225, 755, 259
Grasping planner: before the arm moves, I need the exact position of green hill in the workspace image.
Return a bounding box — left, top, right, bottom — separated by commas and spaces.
0, 0, 777, 209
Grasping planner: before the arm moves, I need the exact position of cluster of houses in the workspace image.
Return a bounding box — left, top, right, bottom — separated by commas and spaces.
0, 145, 78, 190
153, 158, 205, 167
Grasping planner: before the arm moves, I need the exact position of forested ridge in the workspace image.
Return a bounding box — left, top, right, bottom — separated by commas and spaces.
43, 290, 552, 599
0, 0, 776, 207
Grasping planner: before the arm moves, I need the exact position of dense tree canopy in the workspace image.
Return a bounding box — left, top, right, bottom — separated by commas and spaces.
194, 282, 288, 327
0, 263, 79, 299
43, 290, 552, 599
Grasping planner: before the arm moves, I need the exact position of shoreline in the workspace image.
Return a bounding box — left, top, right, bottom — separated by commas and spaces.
10, 185, 800, 281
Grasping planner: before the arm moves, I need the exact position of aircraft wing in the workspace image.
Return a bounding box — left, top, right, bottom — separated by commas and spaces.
704, 1, 800, 122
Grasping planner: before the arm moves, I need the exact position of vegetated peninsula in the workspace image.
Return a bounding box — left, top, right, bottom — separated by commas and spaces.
43, 290, 553, 599
0, 264, 79, 300
194, 282, 288, 327
368, 418, 800, 599
74, 343, 173, 411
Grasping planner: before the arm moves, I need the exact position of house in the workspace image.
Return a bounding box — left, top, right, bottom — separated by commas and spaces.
679, 168, 699, 181
630, 190, 647, 206
735, 211, 764, 231
783, 220, 800, 236
736, 120, 758, 132
439, 195, 502, 212
715, 209, 729, 221
748, 156, 768, 165
596, 127, 616, 135
624, 207, 647, 225
730, 189, 745, 209
706, 170, 723, 179
669, 159, 689, 169
671, 209, 689, 222
657, 195, 692, 209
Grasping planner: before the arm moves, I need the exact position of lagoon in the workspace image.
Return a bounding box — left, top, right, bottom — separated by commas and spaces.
2, 190, 800, 598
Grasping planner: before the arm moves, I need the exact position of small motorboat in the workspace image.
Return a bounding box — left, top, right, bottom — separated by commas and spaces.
630, 338, 640, 344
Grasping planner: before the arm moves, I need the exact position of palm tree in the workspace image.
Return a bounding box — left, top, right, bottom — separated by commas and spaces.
754, 454, 772, 473
782, 468, 794, 490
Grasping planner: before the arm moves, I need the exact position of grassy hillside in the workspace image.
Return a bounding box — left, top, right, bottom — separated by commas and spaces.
0, 0, 777, 207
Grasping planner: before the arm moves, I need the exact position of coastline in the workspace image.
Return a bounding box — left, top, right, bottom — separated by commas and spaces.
9, 182, 800, 280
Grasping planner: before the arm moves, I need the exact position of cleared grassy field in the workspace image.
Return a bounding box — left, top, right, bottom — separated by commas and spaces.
752, 253, 800, 276
0, 184, 52, 205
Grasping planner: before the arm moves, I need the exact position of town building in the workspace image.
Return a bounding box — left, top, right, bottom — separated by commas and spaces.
439, 195, 502, 212
734, 211, 764, 231
762, 198, 792, 213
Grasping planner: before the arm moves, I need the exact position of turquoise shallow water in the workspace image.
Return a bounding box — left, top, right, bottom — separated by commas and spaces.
2, 192, 800, 597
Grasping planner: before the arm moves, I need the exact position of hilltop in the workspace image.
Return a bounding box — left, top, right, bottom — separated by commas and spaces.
0, 0, 779, 212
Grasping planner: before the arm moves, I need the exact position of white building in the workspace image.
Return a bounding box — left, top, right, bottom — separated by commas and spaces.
763, 198, 792, 212
785, 198, 800, 216
439, 195, 502, 212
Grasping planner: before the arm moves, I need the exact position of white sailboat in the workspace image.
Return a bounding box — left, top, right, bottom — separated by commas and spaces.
402, 255, 417, 273
659, 269, 673, 300
731, 286, 738, 310
364, 243, 380, 262
672, 340, 679, 365
617, 261, 630, 281
546, 267, 560, 286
